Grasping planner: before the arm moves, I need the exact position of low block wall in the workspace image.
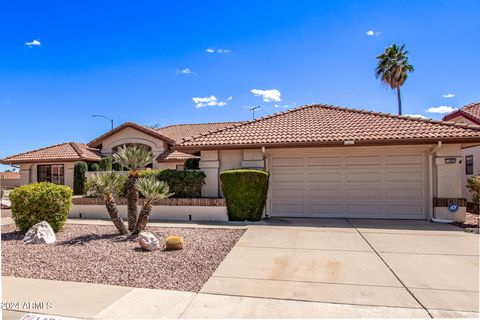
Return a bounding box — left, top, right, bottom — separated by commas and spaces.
70, 197, 227, 221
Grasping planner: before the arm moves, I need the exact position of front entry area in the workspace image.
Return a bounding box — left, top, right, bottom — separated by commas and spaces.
267, 146, 429, 219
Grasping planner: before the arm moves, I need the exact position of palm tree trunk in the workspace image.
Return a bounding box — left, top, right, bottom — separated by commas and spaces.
397, 87, 402, 115
135, 201, 152, 234
127, 172, 138, 231
104, 194, 128, 235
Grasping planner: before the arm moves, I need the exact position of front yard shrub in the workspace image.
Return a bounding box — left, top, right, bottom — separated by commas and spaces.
133, 169, 205, 198
112, 162, 123, 171
220, 169, 269, 221
99, 157, 113, 171
10, 182, 73, 232
73, 161, 88, 195
89, 163, 100, 172
466, 175, 480, 213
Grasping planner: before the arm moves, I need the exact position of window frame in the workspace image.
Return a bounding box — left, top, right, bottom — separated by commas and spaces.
37, 164, 65, 185
465, 155, 474, 175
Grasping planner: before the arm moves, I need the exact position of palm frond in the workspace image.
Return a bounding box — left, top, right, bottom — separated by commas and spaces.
88, 172, 127, 196
112, 145, 154, 171
135, 176, 174, 202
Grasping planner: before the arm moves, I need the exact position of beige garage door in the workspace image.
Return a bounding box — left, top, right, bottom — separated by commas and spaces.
268, 147, 428, 219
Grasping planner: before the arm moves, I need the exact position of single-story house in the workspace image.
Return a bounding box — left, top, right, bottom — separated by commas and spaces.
3, 103, 480, 222
443, 102, 480, 201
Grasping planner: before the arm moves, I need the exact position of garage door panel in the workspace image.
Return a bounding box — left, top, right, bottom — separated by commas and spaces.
269, 150, 427, 219
346, 188, 382, 199
272, 188, 304, 199
307, 156, 341, 166
346, 156, 381, 166
272, 157, 303, 167
386, 171, 424, 182
308, 172, 342, 182
346, 172, 382, 182
308, 188, 343, 199
386, 154, 423, 165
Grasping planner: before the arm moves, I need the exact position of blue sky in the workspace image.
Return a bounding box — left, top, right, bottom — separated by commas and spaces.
1, 0, 479, 170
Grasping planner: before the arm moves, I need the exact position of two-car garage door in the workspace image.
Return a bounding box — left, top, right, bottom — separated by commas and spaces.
268, 147, 428, 219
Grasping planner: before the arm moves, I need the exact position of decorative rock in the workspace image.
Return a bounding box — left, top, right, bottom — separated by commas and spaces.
23, 221, 56, 245
138, 232, 160, 251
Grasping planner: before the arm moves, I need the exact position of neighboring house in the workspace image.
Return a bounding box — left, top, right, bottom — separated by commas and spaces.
3, 103, 480, 221
443, 102, 480, 202
0, 171, 21, 188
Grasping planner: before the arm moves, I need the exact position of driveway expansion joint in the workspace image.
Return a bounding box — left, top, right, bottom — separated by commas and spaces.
346, 218, 434, 318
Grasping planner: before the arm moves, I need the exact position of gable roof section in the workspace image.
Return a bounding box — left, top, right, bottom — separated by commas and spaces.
179, 104, 480, 149
443, 102, 480, 124
156, 121, 243, 143
1, 142, 102, 164
156, 149, 200, 162
88, 122, 176, 148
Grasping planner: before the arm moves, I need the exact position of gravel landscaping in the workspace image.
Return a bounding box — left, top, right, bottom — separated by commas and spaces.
2, 224, 245, 292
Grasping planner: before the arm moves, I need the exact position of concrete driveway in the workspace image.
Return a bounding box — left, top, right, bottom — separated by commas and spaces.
189, 218, 479, 318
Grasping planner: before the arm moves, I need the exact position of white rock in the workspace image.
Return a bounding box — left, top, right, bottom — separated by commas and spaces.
23, 221, 56, 245
138, 231, 160, 251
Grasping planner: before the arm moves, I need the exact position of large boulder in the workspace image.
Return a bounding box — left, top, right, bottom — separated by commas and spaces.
23, 221, 56, 245
138, 232, 160, 251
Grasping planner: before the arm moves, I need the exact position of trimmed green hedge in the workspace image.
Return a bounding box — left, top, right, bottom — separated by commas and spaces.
73, 161, 88, 195
10, 182, 73, 232
99, 157, 113, 171
119, 169, 206, 198
89, 163, 99, 172
466, 175, 480, 213
220, 169, 270, 221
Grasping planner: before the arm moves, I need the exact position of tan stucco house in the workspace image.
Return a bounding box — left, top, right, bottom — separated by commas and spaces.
443, 102, 480, 201
3, 103, 480, 222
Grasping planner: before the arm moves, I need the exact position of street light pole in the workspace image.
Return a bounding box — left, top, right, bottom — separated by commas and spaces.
91, 115, 114, 130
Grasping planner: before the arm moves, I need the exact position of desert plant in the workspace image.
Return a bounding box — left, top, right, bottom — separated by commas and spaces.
467, 175, 480, 213
73, 161, 88, 195
220, 169, 270, 221
134, 176, 173, 233
165, 235, 184, 250
113, 145, 154, 231
88, 172, 128, 235
99, 157, 113, 171
9, 182, 73, 232
89, 163, 100, 172
376, 44, 414, 115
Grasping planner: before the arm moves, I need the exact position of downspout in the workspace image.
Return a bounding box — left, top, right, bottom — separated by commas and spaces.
429, 141, 453, 223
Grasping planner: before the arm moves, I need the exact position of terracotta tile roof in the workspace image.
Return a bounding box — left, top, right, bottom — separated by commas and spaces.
88, 122, 176, 148
156, 122, 243, 143
156, 149, 199, 162
0, 142, 102, 164
443, 102, 480, 124
179, 104, 480, 148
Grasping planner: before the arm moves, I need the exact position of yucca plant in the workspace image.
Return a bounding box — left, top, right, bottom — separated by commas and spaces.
88, 172, 128, 235
135, 176, 173, 233
376, 44, 414, 115
113, 145, 154, 231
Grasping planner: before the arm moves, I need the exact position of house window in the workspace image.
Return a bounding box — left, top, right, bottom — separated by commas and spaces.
465, 155, 474, 175
38, 164, 64, 185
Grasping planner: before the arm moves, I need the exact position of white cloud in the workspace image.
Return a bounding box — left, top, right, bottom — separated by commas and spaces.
426, 105, 457, 114
176, 68, 196, 75
405, 114, 428, 119
251, 89, 281, 102
206, 48, 231, 54
227, 96, 233, 101
366, 30, 380, 36
192, 95, 230, 108
442, 93, 455, 98
274, 104, 289, 108
25, 40, 41, 47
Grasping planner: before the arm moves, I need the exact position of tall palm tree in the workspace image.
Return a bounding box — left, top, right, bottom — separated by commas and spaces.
375, 44, 414, 115
135, 176, 173, 233
88, 172, 128, 235
113, 145, 154, 231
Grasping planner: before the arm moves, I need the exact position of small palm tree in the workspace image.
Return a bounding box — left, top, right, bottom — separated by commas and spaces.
88, 172, 128, 235
113, 145, 154, 231
135, 176, 173, 233
375, 44, 414, 115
